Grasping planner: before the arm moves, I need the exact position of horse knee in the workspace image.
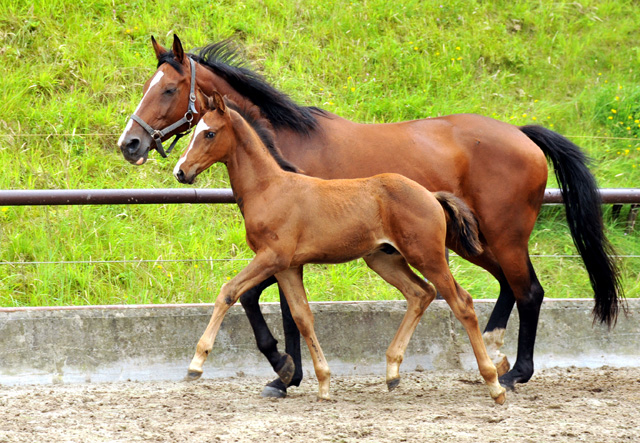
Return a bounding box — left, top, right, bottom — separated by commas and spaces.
239, 289, 259, 309
291, 313, 314, 336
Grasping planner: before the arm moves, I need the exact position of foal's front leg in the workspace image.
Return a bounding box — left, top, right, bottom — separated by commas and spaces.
187, 252, 287, 380
275, 267, 331, 400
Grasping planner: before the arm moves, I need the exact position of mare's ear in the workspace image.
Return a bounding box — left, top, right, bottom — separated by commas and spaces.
212, 91, 227, 115
196, 88, 216, 113
172, 34, 185, 63
151, 36, 167, 61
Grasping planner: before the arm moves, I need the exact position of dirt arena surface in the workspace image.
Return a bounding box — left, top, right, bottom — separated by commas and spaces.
1, 366, 639, 442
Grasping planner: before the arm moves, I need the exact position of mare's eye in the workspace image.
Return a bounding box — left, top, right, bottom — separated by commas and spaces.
164, 88, 177, 95
205, 131, 216, 139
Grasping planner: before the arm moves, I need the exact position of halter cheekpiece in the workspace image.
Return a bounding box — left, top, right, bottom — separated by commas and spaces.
129, 57, 198, 158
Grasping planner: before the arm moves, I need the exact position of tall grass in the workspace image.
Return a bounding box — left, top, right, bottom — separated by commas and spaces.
0, 0, 638, 306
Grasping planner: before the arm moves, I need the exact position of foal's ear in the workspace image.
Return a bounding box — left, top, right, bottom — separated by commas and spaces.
212, 91, 227, 115
172, 34, 185, 63
196, 88, 215, 112
151, 36, 167, 60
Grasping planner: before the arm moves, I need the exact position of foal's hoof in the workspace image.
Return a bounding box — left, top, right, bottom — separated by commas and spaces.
276, 354, 295, 386
261, 379, 287, 398
185, 369, 203, 381
493, 389, 507, 405
387, 377, 401, 392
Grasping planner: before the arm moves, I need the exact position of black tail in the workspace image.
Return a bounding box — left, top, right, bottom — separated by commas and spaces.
520, 125, 624, 327
434, 192, 483, 258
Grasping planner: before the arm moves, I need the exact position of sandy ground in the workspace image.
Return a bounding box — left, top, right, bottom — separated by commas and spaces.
1, 366, 639, 442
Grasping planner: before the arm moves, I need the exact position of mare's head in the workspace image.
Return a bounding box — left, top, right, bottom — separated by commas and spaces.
173, 91, 234, 184
118, 34, 199, 165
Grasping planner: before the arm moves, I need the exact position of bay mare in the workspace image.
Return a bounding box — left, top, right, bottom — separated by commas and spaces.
118, 35, 623, 395
174, 91, 507, 404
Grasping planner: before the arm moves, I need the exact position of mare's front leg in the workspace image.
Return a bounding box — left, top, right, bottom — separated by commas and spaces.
187, 251, 287, 380
261, 288, 304, 398
238, 277, 300, 398
275, 267, 331, 400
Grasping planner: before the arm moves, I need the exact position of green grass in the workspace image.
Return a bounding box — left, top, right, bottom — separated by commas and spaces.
0, 0, 638, 306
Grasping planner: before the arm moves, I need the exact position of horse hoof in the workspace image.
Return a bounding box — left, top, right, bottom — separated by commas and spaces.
387, 377, 401, 392
495, 356, 511, 377
276, 354, 295, 386
185, 370, 203, 381
261, 386, 287, 398
493, 390, 507, 405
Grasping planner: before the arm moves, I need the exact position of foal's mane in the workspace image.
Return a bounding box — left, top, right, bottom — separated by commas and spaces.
225, 99, 300, 174
158, 39, 326, 136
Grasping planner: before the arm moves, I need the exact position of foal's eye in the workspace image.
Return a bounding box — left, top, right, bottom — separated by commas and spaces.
205, 131, 216, 139
164, 88, 177, 95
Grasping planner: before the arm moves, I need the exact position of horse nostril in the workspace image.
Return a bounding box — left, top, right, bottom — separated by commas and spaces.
125, 137, 140, 154
175, 169, 185, 182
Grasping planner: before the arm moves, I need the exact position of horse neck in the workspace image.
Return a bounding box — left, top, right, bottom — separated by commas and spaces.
225, 112, 286, 200
195, 64, 249, 110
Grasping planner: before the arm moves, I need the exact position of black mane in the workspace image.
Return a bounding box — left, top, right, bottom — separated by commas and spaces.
225, 100, 300, 174
156, 51, 184, 75
187, 39, 325, 136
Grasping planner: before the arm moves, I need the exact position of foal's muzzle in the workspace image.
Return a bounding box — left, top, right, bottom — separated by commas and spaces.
174, 168, 194, 185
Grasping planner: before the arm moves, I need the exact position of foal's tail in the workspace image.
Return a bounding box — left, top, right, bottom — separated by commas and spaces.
520, 125, 625, 328
434, 192, 483, 258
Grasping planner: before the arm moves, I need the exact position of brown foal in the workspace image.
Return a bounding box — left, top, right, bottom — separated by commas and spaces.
174, 91, 506, 404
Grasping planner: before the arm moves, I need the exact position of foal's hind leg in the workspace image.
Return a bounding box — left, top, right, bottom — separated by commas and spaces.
363, 251, 436, 391
461, 249, 514, 376
275, 267, 331, 400
413, 257, 506, 404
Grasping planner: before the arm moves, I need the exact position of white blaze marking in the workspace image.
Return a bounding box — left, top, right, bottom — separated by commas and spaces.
173, 119, 211, 178
118, 71, 165, 147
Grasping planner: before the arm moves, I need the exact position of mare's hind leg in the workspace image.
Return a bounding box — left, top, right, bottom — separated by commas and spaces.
238, 276, 299, 398
411, 255, 506, 404
275, 267, 331, 400
363, 250, 436, 391
490, 248, 544, 389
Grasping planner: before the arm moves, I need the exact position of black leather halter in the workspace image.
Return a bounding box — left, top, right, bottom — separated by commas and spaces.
129, 57, 198, 158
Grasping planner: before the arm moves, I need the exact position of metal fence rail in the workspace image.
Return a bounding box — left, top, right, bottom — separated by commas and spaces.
0, 188, 639, 206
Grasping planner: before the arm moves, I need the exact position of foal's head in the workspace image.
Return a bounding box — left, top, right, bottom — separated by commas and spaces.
173, 91, 235, 184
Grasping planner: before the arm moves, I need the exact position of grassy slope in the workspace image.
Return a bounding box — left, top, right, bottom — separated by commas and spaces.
0, 0, 638, 306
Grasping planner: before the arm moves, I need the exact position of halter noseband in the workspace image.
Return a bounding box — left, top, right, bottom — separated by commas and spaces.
129, 57, 198, 158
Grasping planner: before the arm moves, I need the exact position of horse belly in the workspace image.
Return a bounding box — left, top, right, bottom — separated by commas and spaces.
290, 193, 385, 266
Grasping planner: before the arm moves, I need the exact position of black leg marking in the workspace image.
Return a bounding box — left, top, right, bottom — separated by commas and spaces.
498, 261, 544, 389
484, 274, 516, 333
279, 285, 303, 387
239, 276, 285, 375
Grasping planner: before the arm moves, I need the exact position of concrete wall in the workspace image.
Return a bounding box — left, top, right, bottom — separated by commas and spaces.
1, 299, 638, 386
